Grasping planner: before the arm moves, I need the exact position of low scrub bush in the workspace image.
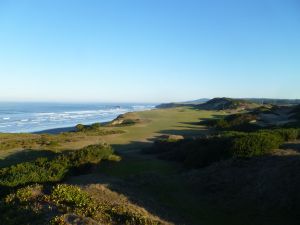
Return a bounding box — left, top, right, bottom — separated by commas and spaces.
3, 184, 164, 225
183, 137, 232, 168
121, 119, 137, 125
0, 138, 38, 151
147, 137, 232, 168
75, 123, 125, 135
231, 133, 283, 158
202, 113, 259, 132
48, 184, 98, 218
147, 128, 293, 168
48, 184, 163, 225
267, 128, 299, 141
0, 201, 44, 225
75, 123, 85, 131
1, 184, 45, 224
5, 184, 43, 204
0, 144, 116, 187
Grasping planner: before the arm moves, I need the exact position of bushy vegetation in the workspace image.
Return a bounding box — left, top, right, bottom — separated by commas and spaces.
0, 144, 116, 187
0, 137, 39, 151
48, 184, 163, 225
0, 184, 44, 225
0, 125, 126, 152
198, 97, 256, 110
231, 132, 283, 157
108, 112, 143, 126
0, 138, 164, 225
182, 137, 232, 168
110, 118, 141, 126
203, 113, 259, 131
1, 184, 165, 225
121, 119, 139, 126
0, 133, 70, 151
48, 184, 99, 219
266, 128, 299, 141
75, 123, 125, 135
146, 137, 232, 168
75, 123, 102, 132
228, 128, 299, 157
147, 127, 300, 168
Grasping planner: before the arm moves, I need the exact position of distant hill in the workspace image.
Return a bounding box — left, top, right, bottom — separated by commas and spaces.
155, 103, 187, 109
156, 98, 209, 109
157, 97, 257, 110
197, 97, 258, 110
181, 98, 210, 104
156, 97, 300, 110
243, 98, 300, 105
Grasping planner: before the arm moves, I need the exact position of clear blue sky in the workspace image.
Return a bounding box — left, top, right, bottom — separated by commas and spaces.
0, 0, 299, 103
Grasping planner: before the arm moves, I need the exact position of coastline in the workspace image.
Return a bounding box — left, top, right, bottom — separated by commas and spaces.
33, 126, 77, 134
31, 105, 158, 135
33, 121, 112, 134
32, 112, 130, 134
0, 102, 156, 134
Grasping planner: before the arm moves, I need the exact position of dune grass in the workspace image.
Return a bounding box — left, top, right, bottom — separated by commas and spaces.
0, 107, 227, 224
1, 106, 300, 224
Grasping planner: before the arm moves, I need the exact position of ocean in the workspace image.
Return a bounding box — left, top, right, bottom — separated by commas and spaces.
0, 102, 155, 133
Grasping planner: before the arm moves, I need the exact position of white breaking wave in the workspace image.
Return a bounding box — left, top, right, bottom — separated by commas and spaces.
0, 103, 155, 133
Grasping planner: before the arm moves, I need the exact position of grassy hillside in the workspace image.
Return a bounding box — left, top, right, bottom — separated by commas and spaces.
0, 107, 219, 224
157, 98, 300, 110
157, 97, 259, 110
197, 97, 259, 110
1, 106, 300, 225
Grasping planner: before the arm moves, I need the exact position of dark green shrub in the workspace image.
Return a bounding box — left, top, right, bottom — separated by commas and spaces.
148, 137, 232, 168
219, 131, 247, 138
183, 137, 231, 168
215, 119, 230, 128
75, 123, 125, 136
147, 127, 296, 168
47, 184, 163, 225
121, 119, 137, 125
75, 124, 85, 132
5, 184, 43, 204
0, 201, 44, 225
269, 128, 298, 141
0, 157, 69, 187
203, 113, 259, 132
90, 123, 102, 129
69, 143, 113, 166
0, 144, 115, 187
231, 133, 283, 158
1, 183, 163, 225
49, 184, 95, 216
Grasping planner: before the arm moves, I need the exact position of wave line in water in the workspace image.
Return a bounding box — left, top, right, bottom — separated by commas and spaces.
0, 103, 155, 133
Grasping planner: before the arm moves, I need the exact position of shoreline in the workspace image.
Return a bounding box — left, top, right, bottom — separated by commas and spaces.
4, 106, 156, 135
33, 126, 77, 134
0, 103, 156, 134
32, 111, 132, 134
33, 120, 112, 134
